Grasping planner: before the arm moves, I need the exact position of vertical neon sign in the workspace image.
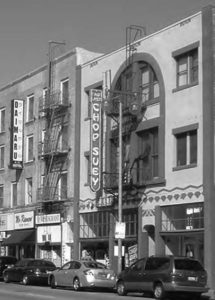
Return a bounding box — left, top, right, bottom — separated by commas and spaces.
90, 89, 102, 192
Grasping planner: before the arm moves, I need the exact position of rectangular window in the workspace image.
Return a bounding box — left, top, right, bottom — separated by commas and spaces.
136, 127, 159, 183
0, 145, 5, 169
59, 172, 67, 200
61, 79, 69, 105
59, 125, 68, 151
27, 94, 34, 121
140, 64, 160, 102
25, 177, 33, 205
0, 185, 3, 208
175, 129, 197, 167
80, 212, 110, 239
84, 152, 90, 184
11, 182, 17, 207
175, 48, 198, 88
40, 88, 48, 116
123, 210, 138, 237
0, 108, 5, 132
26, 135, 34, 162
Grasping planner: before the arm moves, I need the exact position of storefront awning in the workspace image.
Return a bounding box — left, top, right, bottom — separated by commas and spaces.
2, 229, 35, 245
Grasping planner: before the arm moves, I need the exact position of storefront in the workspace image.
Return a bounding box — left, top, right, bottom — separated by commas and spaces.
157, 203, 204, 264
35, 213, 73, 267
2, 211, 35, 259
79, 207, 138, 272
36, 213, 62, 267
0, 213, 14, 256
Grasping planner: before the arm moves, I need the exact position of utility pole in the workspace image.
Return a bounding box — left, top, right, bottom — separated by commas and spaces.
118, 97, 123, 274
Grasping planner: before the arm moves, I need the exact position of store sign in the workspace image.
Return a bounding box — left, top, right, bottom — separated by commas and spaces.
90, 89, 102, 192
96, 196, 114, 207
0, 214, 14, 231
128, 244, 138, 265
36, 214, 61, 225
15, 211, 34, 229
10, 99, 24, 169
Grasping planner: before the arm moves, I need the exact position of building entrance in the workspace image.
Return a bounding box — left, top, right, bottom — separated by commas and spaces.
183, 235, 204, 264
80, 241, 109, 266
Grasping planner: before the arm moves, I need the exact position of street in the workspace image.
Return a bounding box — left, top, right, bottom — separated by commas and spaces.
0, 282, 153, 300
0, 281, 211, 300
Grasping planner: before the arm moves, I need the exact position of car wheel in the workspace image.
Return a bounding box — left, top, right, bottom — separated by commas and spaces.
50, 276, 56, 289
116, 280, 127, 296
22, 274, 30, 285
153, 283, 165, 300
73, 277, 81, 291
3, 273, 10, 283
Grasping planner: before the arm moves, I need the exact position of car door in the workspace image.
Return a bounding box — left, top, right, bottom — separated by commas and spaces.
123, 259, 146, 291
66, 261, 81, 287
142, 257, 170, 292
55, 262, 72, 286
10, 260, 26, 282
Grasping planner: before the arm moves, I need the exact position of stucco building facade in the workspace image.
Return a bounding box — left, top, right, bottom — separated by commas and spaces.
77, 5, 215, 293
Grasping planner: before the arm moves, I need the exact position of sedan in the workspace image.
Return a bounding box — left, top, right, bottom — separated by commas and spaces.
3, 258, 56, 285
48, 259, 116, 291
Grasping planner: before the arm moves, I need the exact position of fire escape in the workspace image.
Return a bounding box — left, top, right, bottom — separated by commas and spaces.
37, 41, 70, 213
103, 26, 146, 195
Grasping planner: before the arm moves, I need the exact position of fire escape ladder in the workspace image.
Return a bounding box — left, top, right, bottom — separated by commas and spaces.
103, 26, 146, 194
43, 106, 68, 201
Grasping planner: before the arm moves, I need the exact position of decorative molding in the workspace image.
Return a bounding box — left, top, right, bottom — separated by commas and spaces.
144, 184, 203, 204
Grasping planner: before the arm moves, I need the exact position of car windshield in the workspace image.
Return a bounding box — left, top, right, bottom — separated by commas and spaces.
174, 259, 204, 271
83, 262, 104, 269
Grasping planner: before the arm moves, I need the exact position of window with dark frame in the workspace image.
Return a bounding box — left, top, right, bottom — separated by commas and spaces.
84, 152, 90, 185
80, 211, 110, 239
26, 135, 34, 162
175, 129, 197, 167
175, 48, 198, 88
0, 145, 5, 169
136, 127, 159, 183
123, 210, 138, 237
26, 177, 33, 204
0, 108, 5, 132
27, 94, 34, 121
140, 64, 160, 102
0, 185, 3, 208
61, 79, 69, 105
11, 182, 17, 207
59, 172, 67, 200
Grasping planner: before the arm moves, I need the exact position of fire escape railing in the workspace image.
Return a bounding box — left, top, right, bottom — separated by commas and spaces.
37, 89, 70, 203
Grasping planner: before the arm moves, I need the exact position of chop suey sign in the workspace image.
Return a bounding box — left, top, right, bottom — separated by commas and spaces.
90, 89, 102, 192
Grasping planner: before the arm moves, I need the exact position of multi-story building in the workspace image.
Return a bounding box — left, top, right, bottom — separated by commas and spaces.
0, 45, 101, 267
78, 4, 215, 293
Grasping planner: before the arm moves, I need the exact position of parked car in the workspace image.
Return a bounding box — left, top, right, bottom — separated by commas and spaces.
0, 256, 17, 279
116, 256, 209, 299
3, 258, 56, 285
48, 259, 116, 290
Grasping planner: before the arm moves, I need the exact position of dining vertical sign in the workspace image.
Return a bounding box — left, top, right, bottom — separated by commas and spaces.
10, 99, 24, 169
90, 89, 102, 192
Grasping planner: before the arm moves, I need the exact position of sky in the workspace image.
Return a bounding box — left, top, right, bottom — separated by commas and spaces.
0, 0, 214, 87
